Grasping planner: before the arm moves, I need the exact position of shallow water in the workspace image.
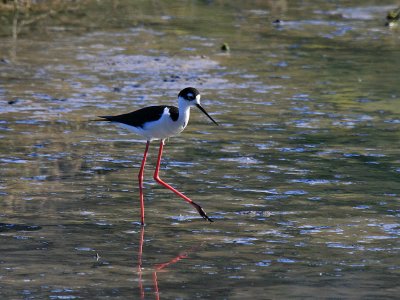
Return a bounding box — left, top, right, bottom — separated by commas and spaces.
1, 1, 399, 299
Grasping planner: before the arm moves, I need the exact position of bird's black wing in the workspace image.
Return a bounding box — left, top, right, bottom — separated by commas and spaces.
99, 105, 178, 128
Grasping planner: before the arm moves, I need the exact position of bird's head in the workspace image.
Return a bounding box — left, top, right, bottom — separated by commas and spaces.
178, 87, 219, 126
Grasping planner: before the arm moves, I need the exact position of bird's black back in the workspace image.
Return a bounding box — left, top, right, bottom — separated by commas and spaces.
99, 105, 179, 128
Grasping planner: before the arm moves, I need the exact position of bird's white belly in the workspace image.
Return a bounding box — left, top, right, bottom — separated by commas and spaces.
117, 113, 186, 140
143, 117, 185, 139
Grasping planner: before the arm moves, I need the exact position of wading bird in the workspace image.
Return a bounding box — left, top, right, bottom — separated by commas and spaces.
97, 87, 218, 225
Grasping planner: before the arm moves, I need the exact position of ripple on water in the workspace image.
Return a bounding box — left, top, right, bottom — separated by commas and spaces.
277, 258, 297, 264
257, 229, 293, 239
79, 211, 95, 216
21, 175, 49, 181
218, 156, 262, 168
239, 188, 279, 194
284, 190, 308, 196
290, 93, 312, 101
236, 210, 271, 218
367, 223, 400, 235
353, 205, 371, 210
299, 225, 337, 235
265, 195, 291, 201
382, 224, 400, 235
255, 260, 272, 267
289, 178, 353, 186
170, 214, 204, 222
384, 119, 400, 124
89, 54, 219, 77
363, 235, 395, 240
278, 147, 307, 153
223, 237, 258, 245
49, 288, 78, 300
325, 6, 395, 20
0, 157, 28, 164
0, 223, 42, 232
95, 221, 112, 227
90, 166, 117, 173
74, 247, 93, 252
326, 242, 362, 250
15, 119, 42, 125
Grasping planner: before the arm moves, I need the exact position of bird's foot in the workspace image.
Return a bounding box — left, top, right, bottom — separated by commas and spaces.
192, 202, 213, 222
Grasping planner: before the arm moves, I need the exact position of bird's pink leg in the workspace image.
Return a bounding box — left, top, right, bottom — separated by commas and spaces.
153, 140, 213, 222
138, 141, 150, 226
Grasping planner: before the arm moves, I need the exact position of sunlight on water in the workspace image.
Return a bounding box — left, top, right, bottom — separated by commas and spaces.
1, 0, 400, 299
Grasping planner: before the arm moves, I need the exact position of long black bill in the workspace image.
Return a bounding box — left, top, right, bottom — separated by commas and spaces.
196, 104, 219, 126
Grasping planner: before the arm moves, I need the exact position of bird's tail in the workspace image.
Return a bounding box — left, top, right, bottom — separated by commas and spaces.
89, 116, 112, 122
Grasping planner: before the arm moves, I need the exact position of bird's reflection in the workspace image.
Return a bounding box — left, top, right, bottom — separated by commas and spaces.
137, 227, 145, 299
137, 226, 202, 299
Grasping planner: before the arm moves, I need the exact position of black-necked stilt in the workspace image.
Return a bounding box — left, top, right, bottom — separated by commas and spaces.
97, 87, 218, 225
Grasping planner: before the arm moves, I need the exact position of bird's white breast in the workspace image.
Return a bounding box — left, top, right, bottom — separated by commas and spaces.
119, 107, 189, 141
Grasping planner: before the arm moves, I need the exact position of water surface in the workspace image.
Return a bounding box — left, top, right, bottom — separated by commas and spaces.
1, 1, 399, 299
